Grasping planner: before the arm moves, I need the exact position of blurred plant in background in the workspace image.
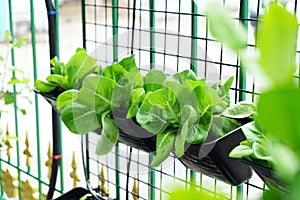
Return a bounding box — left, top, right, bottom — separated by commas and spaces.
205, 0, 300, 199
0, 31, 30, 147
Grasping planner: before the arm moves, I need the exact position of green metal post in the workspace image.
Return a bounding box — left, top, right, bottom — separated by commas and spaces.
238, 0, 248, 102
190, 0, 198, 189
112, 0, 120, 199
237, 0, 248, 199
8, 0, 21, 199
54, 0, 64, 193
191, 0, 198, 74
149, 0, 156, 199
29, 0, 43, 198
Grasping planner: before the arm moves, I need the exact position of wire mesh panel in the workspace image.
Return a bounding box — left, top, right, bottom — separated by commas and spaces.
81, 0, 291, 199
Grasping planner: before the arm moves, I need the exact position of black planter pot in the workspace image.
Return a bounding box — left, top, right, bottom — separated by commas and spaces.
112, 109, 157, 153
178, 128, 253, 186
34, 88, 63, 114
35, 89, 156, 154
242, 158, 288, 192
36, 89, 251, 185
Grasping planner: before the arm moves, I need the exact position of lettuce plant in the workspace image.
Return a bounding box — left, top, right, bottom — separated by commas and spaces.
137, 70, 255, 166
36, 52, 255, 167
35, 48, 99, 94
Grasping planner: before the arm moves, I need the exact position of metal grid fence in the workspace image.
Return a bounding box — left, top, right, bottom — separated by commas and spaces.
81, 0, 283, 199
1, 0, 299, 199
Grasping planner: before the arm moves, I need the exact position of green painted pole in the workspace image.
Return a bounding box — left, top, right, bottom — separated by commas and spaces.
149, 0, 156, 199
8, 1, 21, 199
112, 0, 120, 199
190, 0, 198, 189
29, 0, 43, 199
237, 0, 248, 199
238, 0, 248, 102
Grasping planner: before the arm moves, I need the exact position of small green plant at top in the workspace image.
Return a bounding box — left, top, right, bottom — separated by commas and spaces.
35, 48, 100, 94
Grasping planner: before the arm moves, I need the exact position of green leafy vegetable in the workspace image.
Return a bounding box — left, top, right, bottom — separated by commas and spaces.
61, 102, 100, 134
56, 90, 79, 110
35, 48, 98, 93
222, 101, 256, 119
151, 129, 176, 167
96, 111, 119, 155
144, 69, 167, 93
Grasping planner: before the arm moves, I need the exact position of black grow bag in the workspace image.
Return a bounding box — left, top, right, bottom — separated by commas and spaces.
178, 128, 253, 186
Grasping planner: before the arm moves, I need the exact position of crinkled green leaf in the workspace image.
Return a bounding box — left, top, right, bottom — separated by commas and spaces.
181, 105, 198, 125
144, 70, 167, 93
229, 145, 254, 158
50, 56, 65, 75
147, 82, 181, 124
103, 64, 127, 82
211, 116, 241, 137
119, 69, 143, 89
66, 49, 96, 88
78, 76, 116, 114
127, 88, 145, 119
175, 121, 188, 157
184, 79, 206, 91
136, 99, 169, 134
57, 89, 79, 110
218, 76, 234, 107
61, 101, 100, 134
111, 81, 133, 109
241, 122, 263, 144
193, 83, 212, 115
186, 123, 209, 144
46, 74, 70, 89
118, 54, 137, 71
35, 80, 57, 93
151, 129, 176, 167
172, 69, 197, 84
222, 101, 256, 119
258, 4, 298, 86
96, 111, 119, 155
252, 142, 272, 161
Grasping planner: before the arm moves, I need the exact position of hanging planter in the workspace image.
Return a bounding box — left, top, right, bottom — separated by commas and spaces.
178, 127, 252, 186
35, 49, 257, 185
229, 122, 288, 191
35, 89, 157, 154
241, 158, 288, 192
